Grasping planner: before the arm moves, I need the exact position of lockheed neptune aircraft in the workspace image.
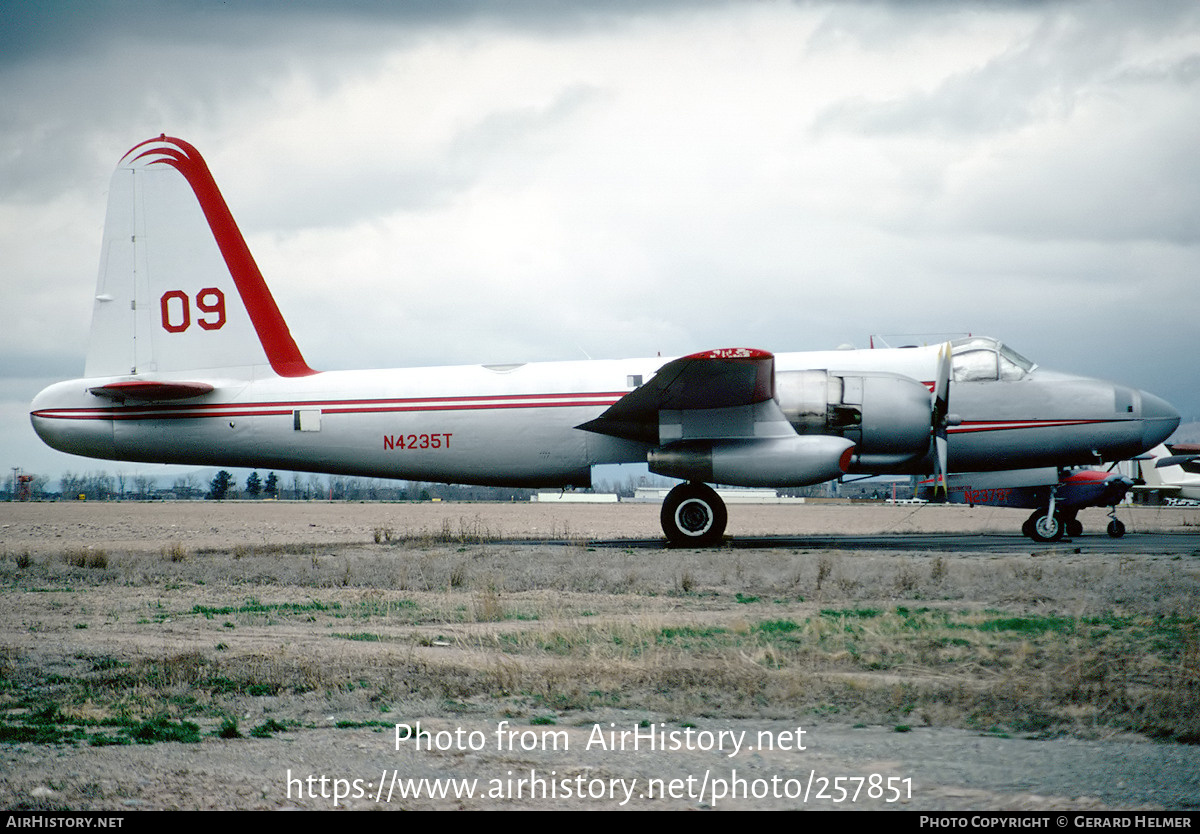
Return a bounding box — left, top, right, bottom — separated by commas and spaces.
30, 137, 1181, 545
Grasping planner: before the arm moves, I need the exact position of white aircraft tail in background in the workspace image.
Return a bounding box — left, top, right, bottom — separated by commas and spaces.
1134, 445, 1200, 503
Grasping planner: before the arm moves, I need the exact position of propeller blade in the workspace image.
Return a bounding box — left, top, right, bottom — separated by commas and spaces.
930, 341, 952, 499
935, 434, 948, 499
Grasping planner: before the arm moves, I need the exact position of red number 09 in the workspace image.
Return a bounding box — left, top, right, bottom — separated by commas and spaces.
160, 288, 226, 333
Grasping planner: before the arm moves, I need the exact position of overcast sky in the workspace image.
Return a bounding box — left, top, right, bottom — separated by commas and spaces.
4, 0, 1199, 484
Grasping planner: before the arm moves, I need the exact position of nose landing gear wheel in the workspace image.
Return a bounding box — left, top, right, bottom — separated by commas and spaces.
661, 482, 727, 547
1107, 518, 1126, 538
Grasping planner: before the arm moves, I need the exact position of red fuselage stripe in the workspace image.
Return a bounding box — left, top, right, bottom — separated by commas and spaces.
33, 403, 1125, 433
947, 419, 1113, 434
32, 392, 629, 421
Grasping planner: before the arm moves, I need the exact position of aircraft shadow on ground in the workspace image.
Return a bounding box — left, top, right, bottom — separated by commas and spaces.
568, 533, 1193, 552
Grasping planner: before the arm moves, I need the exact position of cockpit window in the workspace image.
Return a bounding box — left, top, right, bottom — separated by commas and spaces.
951, 337, 1036, 382
952, 345, 997, 381
998, 343, 1035, 380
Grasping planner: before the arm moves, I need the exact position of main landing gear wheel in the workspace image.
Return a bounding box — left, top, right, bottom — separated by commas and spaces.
1107, 518, 1126, 538
1026, 509, 1065, 543
661, 482, 727, 547
1064, 513, 1083, 538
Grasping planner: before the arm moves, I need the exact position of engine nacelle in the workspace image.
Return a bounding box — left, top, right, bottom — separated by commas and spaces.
775, 370, 932, 468
648, 435, 855, 487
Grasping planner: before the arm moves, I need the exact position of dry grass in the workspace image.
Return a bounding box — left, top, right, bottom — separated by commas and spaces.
60, 547, 109, 569
1, 536, 1197, 746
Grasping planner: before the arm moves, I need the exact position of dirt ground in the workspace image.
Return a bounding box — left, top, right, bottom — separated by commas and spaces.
1, 500, 1198, 811
3, 499, 1197, 554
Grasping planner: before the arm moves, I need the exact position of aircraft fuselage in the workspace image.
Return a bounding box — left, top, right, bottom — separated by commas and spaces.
31, 345, 1178, 487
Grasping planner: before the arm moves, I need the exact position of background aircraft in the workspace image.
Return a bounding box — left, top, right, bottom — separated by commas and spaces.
918, 441, 1200, 541
29, 137, 1181, 545
1132, 445, 1200, 504
917, 468, 1134, 541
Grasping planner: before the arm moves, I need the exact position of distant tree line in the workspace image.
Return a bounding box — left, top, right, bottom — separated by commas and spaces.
9, 467, 671, 502
1, 472, 50, 500
58, 471, 116, 501
202, 470, 539, 502
591, 473, 677, 498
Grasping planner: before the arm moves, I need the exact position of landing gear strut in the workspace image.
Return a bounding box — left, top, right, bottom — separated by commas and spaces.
661, 482, 727, 547
1023, 484, 1066, 542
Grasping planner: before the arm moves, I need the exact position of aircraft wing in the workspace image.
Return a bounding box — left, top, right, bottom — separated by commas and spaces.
577, 348, 780, 444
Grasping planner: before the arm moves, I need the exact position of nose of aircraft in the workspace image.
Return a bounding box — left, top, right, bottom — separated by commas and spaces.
1139, 389, 1181, 448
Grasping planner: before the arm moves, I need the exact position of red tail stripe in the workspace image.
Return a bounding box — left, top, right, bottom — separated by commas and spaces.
122, 136, 317, 378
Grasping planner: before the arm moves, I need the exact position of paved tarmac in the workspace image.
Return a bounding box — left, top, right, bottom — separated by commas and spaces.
588, 532, 1200, 553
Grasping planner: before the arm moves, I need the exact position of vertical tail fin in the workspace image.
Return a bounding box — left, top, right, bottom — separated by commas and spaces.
85, 136, 315, 378
1137, 446, 1170, 488
1138, 445, 1200, 492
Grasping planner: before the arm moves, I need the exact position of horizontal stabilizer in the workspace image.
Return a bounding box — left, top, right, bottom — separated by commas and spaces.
1155, 454, 1200, 469
88, 380, 215, 402
577, 348, 775, 443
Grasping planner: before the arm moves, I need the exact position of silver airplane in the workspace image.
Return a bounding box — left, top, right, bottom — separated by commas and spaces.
30, 137, 1181, 545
